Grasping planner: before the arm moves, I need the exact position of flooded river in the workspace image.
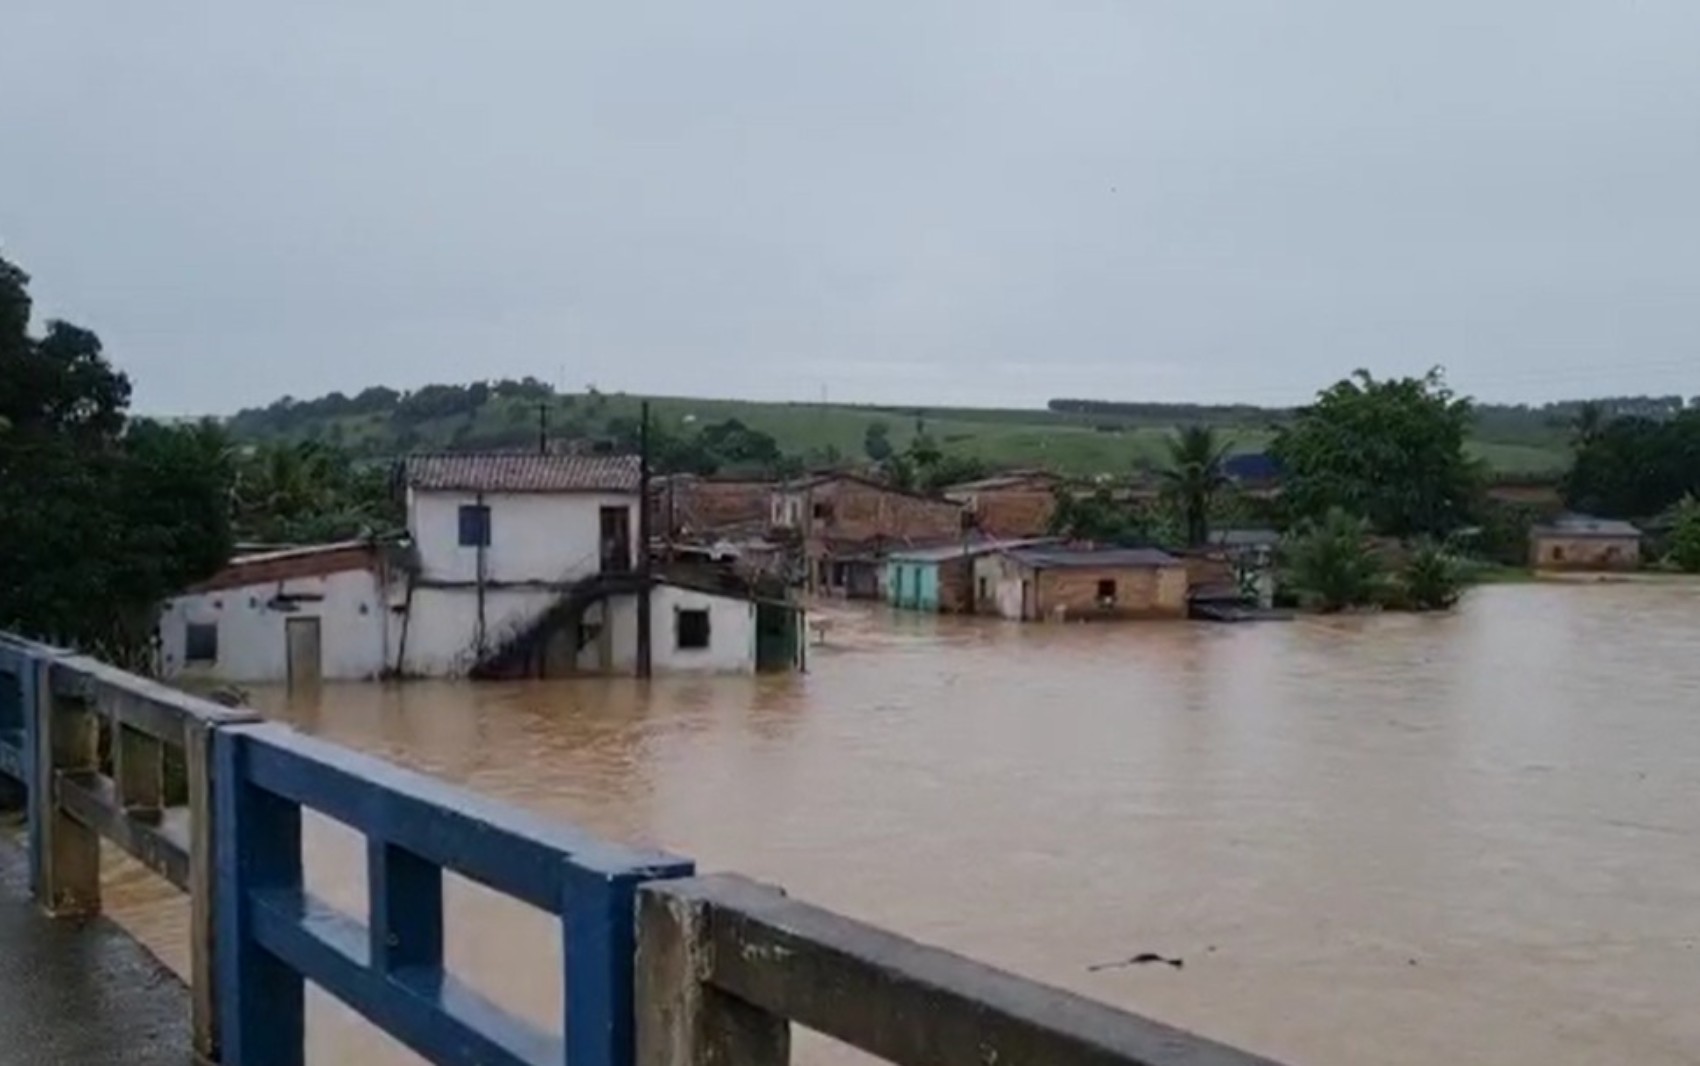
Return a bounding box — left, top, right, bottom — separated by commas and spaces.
107, 582, 1700, 1064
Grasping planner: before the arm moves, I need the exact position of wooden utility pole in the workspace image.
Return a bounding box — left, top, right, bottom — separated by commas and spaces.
537, 402, 550, 455
636, 401, 653, 678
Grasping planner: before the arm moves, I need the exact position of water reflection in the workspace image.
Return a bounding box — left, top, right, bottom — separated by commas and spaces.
108, 584, 1700, 1064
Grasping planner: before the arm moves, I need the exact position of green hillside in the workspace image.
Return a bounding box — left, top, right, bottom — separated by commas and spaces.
228, 386, 1573, 478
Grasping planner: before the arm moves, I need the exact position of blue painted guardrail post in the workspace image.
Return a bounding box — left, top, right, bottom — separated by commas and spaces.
214, 721, 693, 1066
0, 639, 50, 896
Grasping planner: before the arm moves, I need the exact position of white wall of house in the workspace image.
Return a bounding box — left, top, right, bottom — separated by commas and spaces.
158, 568, 388, 683
408, 488, 640, 584
393, 586, 561, 678
603, 585, 760, 674
972, 554, 1028, 620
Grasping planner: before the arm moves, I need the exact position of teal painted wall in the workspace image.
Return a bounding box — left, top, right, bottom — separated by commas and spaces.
886, 562, 941, 612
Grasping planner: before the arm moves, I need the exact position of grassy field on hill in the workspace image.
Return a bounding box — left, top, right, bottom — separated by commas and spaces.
231, 389, 1572, 478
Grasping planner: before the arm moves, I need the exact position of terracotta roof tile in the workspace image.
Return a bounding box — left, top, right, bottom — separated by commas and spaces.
403, 453, 640, 493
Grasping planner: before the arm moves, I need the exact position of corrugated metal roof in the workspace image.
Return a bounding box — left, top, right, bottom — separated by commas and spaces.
1531, 513, 1642, 539
1207, 528, 1282, 548
1004, 546, 1181, 569
403, 453, 640, 493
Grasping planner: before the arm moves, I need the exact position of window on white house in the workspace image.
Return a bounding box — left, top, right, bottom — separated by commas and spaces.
676, 608, 711, 650
458, 504, 491, 546
185, 623, 219, 663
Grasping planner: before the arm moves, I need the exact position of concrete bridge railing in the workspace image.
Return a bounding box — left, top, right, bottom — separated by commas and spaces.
0, 634, 1288, 1066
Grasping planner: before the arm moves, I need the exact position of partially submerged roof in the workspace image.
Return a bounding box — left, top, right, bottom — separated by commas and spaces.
1002, 545, 1182, 569
1531, 513, 1642, 539
404, 453, 640, 494
187, 541, 382, 594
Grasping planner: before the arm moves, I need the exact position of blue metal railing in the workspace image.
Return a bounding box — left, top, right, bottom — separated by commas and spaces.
0, 637, 44, 890
213, 722, 692, 1066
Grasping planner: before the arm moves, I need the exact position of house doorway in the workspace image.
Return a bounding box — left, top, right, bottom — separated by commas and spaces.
600, 506, 632, 573
285, 616, 322, 689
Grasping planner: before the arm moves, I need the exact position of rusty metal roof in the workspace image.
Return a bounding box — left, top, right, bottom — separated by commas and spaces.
403, 453, 641, 493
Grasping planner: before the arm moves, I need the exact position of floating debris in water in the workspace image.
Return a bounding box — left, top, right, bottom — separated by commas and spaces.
1088, 952, 1184, 972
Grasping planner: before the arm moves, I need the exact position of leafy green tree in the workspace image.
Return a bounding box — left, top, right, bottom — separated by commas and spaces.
1571, 401, 1608, 449
1398, 540, 1463, 611
1048, 487, 1152, 546
232, 442, 400, 544
1564, 412, 1700, 518
1666, 495, 1700, 572
0, 254, 234, 663
1160, 425, 1231, 546
1282, 508, 1382, 612
863, 420, 893, 462
1273, 369, 1480, 537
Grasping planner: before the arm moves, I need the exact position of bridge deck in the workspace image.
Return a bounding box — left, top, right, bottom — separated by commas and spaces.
0, 835, 190, 1065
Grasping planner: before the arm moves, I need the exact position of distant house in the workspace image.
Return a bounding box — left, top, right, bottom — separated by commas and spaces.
157, 541, 394, 684
1529, 514, 1642, 571
769, 473, 965, 598
158, 455, 803, 682
971, 545, 1189, 621
943, 471, 1061, 538
885, 537, 1055, 613
654, 474, 775, 537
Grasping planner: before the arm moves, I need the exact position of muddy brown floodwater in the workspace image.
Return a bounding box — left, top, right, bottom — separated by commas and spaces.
105, 582, 1700, 1064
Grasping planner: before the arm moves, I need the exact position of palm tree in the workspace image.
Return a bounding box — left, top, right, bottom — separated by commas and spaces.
1161, 425, 1232, 547
1571, 401, 1606, 450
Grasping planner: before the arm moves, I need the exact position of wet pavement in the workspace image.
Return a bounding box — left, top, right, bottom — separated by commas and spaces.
0, 835, 188, 1065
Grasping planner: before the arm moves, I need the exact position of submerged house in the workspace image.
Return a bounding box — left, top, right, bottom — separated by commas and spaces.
885, 537, 1055, 613
972, 545, 1189, 621
769, 473, 965, 598
157, 541, 395, 685
158, 453, 804, 683
1529, 514, 1642, 572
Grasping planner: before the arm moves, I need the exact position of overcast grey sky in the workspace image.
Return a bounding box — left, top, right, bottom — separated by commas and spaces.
4, 2, 1699, 414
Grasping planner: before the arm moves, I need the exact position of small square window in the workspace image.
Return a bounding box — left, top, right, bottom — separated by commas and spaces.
458, 504, 491, 547
185, 623, 219, 664
812, 501, 832, 520
676, 608, 711, 650
1096, 579, 1118, 602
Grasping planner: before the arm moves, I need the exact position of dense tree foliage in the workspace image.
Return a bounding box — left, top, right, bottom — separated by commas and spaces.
1160, 425, 1231, 546
601, 415, 797, 478
1281, 508, 1382, 612
1665, 496, 1700, 573
1563, 412, 1700, 518
1396, 541, 1464, 611
232, 442, 401, 544
863, 420, 893, 462
0, 255, 233, 663
1273, 370, 1480, 537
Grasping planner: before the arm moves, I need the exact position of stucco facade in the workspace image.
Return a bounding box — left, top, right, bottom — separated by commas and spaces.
157, 548, 391, 683
409, 489, 640, 586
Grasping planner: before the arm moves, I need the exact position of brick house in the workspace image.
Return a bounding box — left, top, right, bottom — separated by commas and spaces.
654, 475, 774, 537
769, 474, 965, 597
943, 472, 1061, 538
972, 545, 1189, 621
1529, 514, 1642, 571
